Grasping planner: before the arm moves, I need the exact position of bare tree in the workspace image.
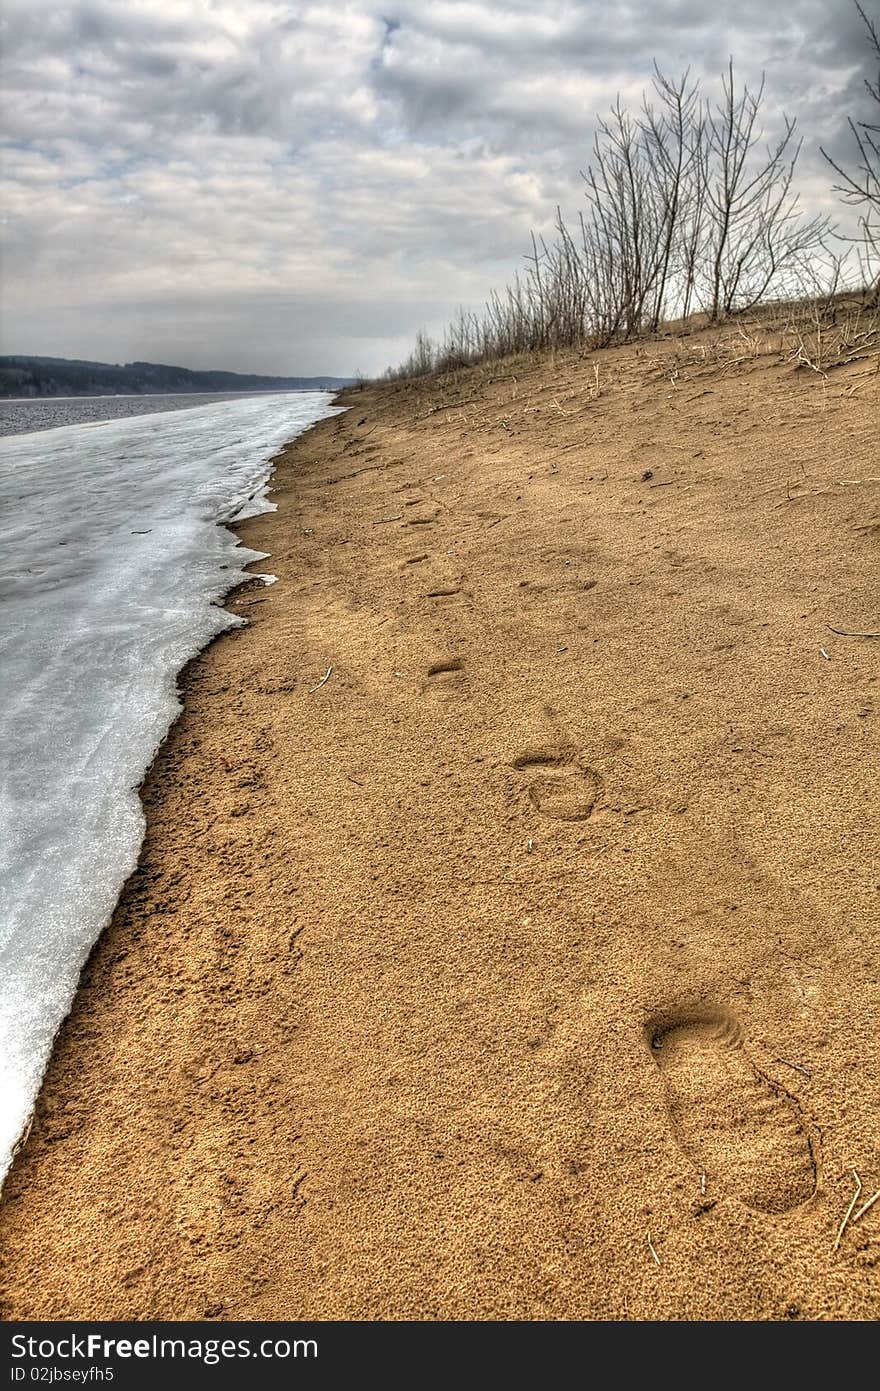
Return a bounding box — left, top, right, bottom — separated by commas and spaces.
387, 59, 835, 378
639, 67, 703, 330
821, 1, 880, 300
700, 62, 829, 320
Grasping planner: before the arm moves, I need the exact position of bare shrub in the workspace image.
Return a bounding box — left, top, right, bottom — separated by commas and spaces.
821, 2, 880, 301
387, 59, 838, 379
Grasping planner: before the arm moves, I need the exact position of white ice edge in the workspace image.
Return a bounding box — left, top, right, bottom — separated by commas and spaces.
0, 391, 344, 1180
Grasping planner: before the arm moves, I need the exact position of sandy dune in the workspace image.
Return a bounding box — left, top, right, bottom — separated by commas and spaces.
1, 318, 878, 1320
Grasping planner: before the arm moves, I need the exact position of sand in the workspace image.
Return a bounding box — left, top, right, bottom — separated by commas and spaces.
1, 317, 878, 1320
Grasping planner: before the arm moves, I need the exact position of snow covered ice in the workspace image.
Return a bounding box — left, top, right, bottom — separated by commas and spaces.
0, 392, 341, 1179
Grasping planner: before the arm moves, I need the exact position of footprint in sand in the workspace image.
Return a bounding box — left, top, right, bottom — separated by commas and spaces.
423, 658, 465, 698
647, 1009, 817, 1213
512, 749, 601, 821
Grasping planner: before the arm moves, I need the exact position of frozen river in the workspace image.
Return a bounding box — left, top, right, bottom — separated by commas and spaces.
0, 391, 291, 438
0, 391, 342, 1177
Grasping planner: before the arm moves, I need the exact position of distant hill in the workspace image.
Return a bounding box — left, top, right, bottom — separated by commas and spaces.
0, 355, 353, 398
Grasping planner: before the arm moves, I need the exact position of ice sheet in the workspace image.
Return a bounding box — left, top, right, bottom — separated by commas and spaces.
0, 392, 342, 1178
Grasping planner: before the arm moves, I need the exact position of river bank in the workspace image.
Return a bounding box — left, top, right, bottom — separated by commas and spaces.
2, 319, 878, 1319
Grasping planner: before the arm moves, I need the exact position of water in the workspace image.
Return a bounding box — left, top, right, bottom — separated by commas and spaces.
0, 391, 294, 439
0, 391, 343, 1178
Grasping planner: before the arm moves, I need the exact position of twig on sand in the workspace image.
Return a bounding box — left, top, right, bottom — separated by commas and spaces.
833, 1169, 862, 1251
372, 514, 403, 525
827, 626, 880, 638
773, 1055, 812, 1078
310, 666, 333, 693
852, 1187, 880, 1227
646, 1230, 661, 1266
649, 481, 676, 488
414, 399, 480, 420
12, 1117, 33, 1161
819, 647, 831, 661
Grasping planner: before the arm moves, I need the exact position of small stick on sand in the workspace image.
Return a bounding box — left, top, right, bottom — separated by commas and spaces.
827, 626, 880, 638
851, 1187, 880, 1227
833, 1169, 862, 1251
372, 515, 403, 525
12, 1117, 33, 1161
774, 1056, 812, 1078
819, 648, 831, 661
647, 1230, 661, 1266
310, 666, 333, 693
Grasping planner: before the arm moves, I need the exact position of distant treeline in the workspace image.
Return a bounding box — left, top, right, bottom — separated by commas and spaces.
0, 356, 352, 398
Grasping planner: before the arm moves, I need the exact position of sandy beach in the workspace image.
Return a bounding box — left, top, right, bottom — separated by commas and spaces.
1, 317, 878, 1320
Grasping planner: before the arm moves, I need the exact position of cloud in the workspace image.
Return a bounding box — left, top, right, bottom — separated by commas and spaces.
0, 0, 876, 374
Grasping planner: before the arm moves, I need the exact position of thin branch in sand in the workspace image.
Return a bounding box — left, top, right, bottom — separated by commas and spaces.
833, 1169, 862, 1251
844, 372, 880, 398
827, 626, 880, 638
851, 1187, 880, 1227
647, 1230, 661, 1266
12, 1117, 33, 1161
310, 666, 333, 693
414, 399, 480, 420
774, 1056, 812, 1078
372, 514, 403, 525
819, 647, 831, 661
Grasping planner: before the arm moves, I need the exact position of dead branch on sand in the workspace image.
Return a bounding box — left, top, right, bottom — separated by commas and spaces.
309, 666, 333, 693
827, 625, 880, 637
834, 1169, 862, 1251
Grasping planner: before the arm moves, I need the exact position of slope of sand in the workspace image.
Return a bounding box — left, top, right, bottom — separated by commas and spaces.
1, 320, 878, 1320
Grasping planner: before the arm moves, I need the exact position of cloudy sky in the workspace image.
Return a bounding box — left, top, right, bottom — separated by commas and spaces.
0, 1, 875, 376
